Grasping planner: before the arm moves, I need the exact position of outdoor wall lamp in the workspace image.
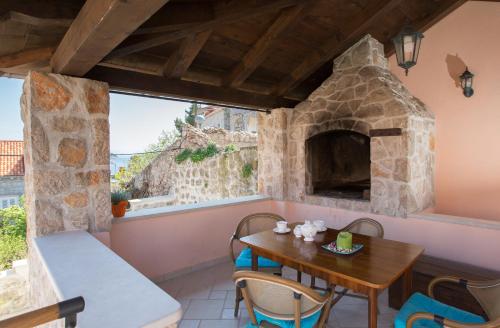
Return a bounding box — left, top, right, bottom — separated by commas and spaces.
460, 67, 474, 97
392, 24, 424, 76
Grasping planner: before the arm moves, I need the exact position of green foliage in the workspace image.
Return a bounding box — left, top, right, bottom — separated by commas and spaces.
175, 143, 219, 164
175, 102, 200, 133
113, 130, 178, 190
242, 163, 253, 179
0, 236, 26, 270
224, 144, 238, 153
111, 191, 128, 205
0, 205, 26, 238
185, 102, 199, 127
174, 118, 185, 134
0, 204, 27, 269
175, 149, 192, 163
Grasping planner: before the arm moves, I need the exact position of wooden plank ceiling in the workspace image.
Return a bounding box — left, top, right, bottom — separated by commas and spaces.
0, 0, 467, 109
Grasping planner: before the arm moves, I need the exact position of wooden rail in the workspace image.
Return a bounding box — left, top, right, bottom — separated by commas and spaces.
0, 296, 85, 328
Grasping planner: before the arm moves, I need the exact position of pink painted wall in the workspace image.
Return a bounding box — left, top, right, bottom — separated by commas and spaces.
388, 1, 500, 221
110, 200, 276, 279
109, 200, 500, 280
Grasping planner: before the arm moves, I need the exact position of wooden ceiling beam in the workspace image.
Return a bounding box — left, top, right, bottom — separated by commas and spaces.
0, 11, 72, 28
273, 0, 402, 96
51, 0, 169, 76
0, 47, 54, 68
162, 30, 212, 78
107, 0, 302, 59
224, 4, 306, 88
85, 66, 298, 110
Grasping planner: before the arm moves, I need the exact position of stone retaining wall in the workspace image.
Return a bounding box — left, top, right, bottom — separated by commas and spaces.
129, 126, 257, 205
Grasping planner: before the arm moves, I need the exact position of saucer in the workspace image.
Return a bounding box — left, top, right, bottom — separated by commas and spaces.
273, 227, 291, 234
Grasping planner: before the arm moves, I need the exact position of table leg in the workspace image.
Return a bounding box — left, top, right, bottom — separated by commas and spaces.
402, 266, 413, 303
251, 251, 258, 271
368, 288, 378, 328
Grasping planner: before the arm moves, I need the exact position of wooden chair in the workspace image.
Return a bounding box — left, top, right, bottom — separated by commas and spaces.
310, 218, 384, 307
396, 276, 500, 328
230, 213, 286, 317
233, 271, 334, 328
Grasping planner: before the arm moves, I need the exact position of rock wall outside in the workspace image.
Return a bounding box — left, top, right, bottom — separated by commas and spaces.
129, 125, 257, 205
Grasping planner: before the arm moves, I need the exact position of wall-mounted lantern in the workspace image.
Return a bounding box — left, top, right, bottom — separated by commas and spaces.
459, 67, 474, 97
392, 25, 424, 76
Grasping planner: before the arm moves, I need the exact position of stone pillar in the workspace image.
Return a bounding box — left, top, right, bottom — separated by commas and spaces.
22, 71, 112, 312
22, 71, 112, 238
257, 109, 289, 200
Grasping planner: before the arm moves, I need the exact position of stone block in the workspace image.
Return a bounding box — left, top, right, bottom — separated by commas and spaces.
86, 83, 109, 115
58, 138, 87, 168
52, 116, 86, 132
64, 192, 89, 208
30, 72, 71, 112
91, 119, 110, 165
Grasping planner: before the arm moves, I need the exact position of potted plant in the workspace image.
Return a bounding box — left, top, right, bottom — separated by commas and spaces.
111, 191, 129, 218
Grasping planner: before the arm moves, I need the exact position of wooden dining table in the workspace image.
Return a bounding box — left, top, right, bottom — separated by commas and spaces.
239, 224, 424, 328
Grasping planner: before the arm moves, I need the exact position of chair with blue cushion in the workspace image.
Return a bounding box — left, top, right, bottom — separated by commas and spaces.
396, 275, 500, 328
230, 213, 286, 317
233, 270, 333, 328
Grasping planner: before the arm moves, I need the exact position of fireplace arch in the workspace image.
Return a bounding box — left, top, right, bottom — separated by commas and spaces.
305, 130, 370, 200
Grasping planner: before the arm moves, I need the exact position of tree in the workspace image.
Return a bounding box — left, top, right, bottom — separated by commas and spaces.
175, 102, 200, 133
0, 202, 27, 269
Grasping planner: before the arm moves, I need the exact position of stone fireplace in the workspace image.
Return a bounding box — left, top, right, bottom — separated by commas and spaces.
258, 35, 435, 217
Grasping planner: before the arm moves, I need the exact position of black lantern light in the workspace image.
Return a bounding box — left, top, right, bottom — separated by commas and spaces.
392, 24, 424, 76
459, 67, 474, 97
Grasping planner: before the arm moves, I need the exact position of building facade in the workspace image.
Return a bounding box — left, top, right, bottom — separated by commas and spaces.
198, 106, 257, 133
0, 140, 25, 208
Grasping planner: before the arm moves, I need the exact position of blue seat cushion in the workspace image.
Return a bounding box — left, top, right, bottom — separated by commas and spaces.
235, 248, 281, 268
395, 292, 486, 328
246, 308, 322, 328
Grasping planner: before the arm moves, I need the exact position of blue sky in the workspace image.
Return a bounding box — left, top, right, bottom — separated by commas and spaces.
0, 77, 187, 153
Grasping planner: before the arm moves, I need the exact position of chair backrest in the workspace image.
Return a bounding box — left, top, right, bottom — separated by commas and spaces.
467, 280, 500, 320
341, 217, 384, 238
233, 271, 331, 325
230, 213, 285, 262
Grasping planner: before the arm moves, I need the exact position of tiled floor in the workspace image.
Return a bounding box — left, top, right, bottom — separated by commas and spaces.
157, 261, 398, 328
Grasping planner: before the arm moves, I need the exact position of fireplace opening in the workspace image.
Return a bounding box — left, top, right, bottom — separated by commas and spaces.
306, 130, 370, 200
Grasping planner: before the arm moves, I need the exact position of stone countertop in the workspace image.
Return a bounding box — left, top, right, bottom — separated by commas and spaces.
33, 230, 182, 328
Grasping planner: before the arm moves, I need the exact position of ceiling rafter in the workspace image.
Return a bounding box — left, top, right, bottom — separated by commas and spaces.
272, 0, 402, 97
0, 11, 72, 28
107, 0, 302, 60
0, 47, 54, 68
162, 30, 212, 78
85, 66, 299, 110
224, 3, 307, 88
51, 0, 169, 76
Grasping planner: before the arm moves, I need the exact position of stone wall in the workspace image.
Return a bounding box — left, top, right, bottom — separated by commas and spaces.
129, 125, 257, 205
21, 71, 112, 314
22, 71, 112, 237
259, 35, 435, 217
172, 147, 257, 205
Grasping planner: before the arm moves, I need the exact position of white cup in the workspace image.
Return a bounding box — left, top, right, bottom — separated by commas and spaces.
313, 220, 325, 231
276, 221, 287, 232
